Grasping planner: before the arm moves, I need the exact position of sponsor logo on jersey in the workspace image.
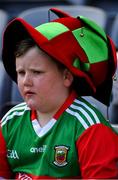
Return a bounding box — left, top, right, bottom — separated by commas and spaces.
30, 145, 47, 153
7, 149, 19, 159
53, 145, 69, 167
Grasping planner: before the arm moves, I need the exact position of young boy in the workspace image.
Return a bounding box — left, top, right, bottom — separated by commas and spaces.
0, 8, 118, 179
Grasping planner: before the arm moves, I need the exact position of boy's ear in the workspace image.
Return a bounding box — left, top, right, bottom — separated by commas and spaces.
63, 69, 74, 87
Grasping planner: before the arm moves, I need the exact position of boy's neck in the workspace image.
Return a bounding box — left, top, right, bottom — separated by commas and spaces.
36, 111, 55, 127
36, 90, 76, 128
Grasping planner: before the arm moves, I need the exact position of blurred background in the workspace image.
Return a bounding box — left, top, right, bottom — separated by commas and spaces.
0, 0, 118, 129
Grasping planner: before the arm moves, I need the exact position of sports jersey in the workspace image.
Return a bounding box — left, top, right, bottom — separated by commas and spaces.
0, 91, 118, 179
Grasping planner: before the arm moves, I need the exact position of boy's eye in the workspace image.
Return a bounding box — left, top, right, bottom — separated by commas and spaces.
33, 70, 42, 74
17, 70, 25, 75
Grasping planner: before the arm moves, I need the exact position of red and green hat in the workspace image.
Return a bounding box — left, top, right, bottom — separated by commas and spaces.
2, 8, 117, 106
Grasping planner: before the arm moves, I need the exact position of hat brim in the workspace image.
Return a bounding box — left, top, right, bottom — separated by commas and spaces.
2, 18, 48, 82
93, 36, 117, 106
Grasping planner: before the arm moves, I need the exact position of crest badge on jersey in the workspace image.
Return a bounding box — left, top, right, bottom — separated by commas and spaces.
53, 145, 69, 167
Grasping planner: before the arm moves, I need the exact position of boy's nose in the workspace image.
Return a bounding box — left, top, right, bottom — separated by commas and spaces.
23, 73, 33, 86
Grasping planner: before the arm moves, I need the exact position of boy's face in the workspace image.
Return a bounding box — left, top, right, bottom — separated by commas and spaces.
16, 46, 73, 114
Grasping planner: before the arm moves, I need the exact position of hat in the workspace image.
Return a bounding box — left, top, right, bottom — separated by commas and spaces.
2, 8, 117, 106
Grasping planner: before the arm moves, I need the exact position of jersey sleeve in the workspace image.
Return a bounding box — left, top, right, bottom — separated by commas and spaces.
76, 124, 118, 179
0, 128, 13, 179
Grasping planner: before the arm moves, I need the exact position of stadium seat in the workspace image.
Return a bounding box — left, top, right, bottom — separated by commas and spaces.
110, 14, 118, 49
0, 9, 9, 58
66, 0, 91, 5
0, 81, 23, 119
11, 81, 23, 103
18, 5, 107, 29
108, 52, 118, 124
83, 96, 108, 120
111, 124, 118, 133
0, 61, 12, 118
0, 0, 69, 19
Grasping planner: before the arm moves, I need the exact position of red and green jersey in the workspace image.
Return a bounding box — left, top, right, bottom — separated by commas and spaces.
0, 91, 118, 179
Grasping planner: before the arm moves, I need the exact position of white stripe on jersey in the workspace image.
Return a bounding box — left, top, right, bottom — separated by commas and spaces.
74, 99, 100, 123
1, 102, 30, 127
66, 98, 101, 130
1, 111, 26, 127
66, 108, 89, 129
70, 104, 95, 126
32, 118, 56, 137
1, 102, 26, 121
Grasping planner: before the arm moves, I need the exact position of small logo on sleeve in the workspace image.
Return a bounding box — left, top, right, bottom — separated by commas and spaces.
53, 145, 69, 167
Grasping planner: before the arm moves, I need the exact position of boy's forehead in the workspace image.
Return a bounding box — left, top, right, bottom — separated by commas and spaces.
16, 46, 59, 67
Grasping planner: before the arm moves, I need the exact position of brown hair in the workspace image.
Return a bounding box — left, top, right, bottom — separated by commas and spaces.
14, 38, 66, 71
14, 38, 36, 57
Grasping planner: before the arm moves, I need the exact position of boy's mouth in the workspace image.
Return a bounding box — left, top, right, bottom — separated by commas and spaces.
24, 91, 35, 97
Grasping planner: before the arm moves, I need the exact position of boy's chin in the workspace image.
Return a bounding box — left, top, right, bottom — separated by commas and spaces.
26, 101, 38, 110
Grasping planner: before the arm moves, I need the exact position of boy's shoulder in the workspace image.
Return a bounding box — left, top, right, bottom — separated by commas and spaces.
66, 96, 110, 130
1, 102, 30, 127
